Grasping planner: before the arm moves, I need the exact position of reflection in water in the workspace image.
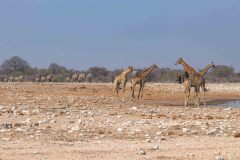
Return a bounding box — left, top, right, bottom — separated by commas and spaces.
212, 100, 240, 108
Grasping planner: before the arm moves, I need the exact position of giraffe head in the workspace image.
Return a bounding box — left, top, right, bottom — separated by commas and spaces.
210, 62, 216, 69
175, 58, 184, 65
127, 66, 134, 72
152, 64, 160, 71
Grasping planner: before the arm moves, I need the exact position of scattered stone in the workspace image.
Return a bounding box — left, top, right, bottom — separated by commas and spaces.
156, 132, 162, 136
71, 125, 80, 131
159, 136, 166, 141
22, 118, 31, 125
207, 129, 217, 135
3, 123, 12, 129
0, 106, 5, 110
182, 128, 190, 134
152, 145, 160, 150
176, 143, 181, 147
77, 119, 82, 124
138, 149, 146, 155
69, 120, 75, 124
234, 133, 240, 138
98, 130, 105, 135
131, 106, 138, 111
215, 155, 224, 160
16, 128, 26, 132
117, 128, 123, 132
2, 138, 11, 141
32, 150, 40, 154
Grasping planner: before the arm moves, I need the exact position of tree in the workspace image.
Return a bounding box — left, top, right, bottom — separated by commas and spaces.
87, 67, 110, 82
48, 63, 68, 75
206, 65, 236, 82
1, 56, 31, 74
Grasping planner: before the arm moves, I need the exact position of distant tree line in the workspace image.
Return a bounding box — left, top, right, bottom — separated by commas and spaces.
0, 56, 239, 83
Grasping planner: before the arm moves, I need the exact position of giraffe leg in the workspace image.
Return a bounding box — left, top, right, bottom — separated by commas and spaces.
116, 84, 120, 98
140, 82, 145, 99
131, 83, 136, 99
113, 80, 117, 98
201, 85, 206, 106
193, 88, 197, 106
113, 80, 120, 98
184, 87, 190, 106
122, 78, 127, 93
195, 88, 200, 106
138, 83, 142, 100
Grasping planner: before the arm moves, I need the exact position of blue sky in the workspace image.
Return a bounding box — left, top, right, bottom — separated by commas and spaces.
0, 0, 240, 70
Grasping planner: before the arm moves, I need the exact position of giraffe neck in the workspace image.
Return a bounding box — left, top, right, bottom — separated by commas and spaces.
121, 69, 132, 78
199, 64, 212, 77
180, 60, 197, 76
139, 65, 155, 78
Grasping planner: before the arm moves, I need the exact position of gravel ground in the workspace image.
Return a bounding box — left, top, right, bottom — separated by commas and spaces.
0, 82, 240, 160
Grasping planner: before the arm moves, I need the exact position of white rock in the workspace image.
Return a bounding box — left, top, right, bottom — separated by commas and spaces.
182, 128, 190, 134
138, 149, 146, 155
2, 138, 10, 141
131, 106, 138, 110
207, 129, 217, 135
156, 132, 162, 136
176, 143, 181, 147
32, 150, 40, 154
152, 145, 160, 150
22, 118, 31, 125
117, 128, 123, 132
32, 109, 40, 114
36, 130, 41, 134
159, 136, 166, 141
77, 119, 82, 124
38, 119, 47, 124
22, 110, 30, 115
16, 128, 26, 132
134, 129, 142, 133
0, 129, 9, 133
215, 155, 224, 160
68, 130, 74, 133
0, 106, 5, 110
71, 125, 80, 131
12, 106, 16, 111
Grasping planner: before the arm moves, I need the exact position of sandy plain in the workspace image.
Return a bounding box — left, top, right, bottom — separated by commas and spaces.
0, 82, 240, 160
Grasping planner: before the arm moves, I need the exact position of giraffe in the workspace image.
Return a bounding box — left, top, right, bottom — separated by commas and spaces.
113, 66, 133, 97
175, 58, 199, 81
131, 64, 159, 99
176, 62, 216, 91
175, 58, 205, 106
177, 62, 216, 91
197, 62, 216, 92
199, 62, 216, 78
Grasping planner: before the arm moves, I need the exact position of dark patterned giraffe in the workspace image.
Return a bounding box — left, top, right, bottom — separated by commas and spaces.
175, 58, 205, 106
131, 64, 159, 99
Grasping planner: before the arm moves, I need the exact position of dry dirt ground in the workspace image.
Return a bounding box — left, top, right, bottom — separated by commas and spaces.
0, 82, 240, 160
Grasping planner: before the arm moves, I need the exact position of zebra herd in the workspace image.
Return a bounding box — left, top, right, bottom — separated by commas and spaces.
3, 73, 93, 83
